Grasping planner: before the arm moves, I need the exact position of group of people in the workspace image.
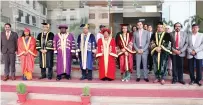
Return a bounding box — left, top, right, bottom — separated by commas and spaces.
1, 21, 202, 86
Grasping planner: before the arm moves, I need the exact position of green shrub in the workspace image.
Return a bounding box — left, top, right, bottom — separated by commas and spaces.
16, 83, 27, 94
82, 86, 90, 96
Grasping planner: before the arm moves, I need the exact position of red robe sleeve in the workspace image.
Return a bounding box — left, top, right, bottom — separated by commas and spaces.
96, 38, 103, 58
17, 38, 25, 57
109, 38, 118, 58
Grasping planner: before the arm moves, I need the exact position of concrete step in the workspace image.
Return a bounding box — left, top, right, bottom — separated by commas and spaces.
0, 64, 191, 80
1, 79, 203, 105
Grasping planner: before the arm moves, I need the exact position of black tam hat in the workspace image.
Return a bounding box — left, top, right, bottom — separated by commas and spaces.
157, 22, 164, 25
80, 24, 89, 28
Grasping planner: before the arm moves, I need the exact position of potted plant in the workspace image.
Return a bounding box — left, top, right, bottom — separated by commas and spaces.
16, 83, 28, 103
81, 86, 91, 105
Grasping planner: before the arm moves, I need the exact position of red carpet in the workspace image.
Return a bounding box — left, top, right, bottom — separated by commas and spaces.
21, 99, 80, 105
1, 85, 203, 98
0, 75, 193, 84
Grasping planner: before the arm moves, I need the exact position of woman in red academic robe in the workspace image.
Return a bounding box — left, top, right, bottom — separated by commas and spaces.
96, 28, 118, 81
116, 24, 136, 82
17, 28, 37, 80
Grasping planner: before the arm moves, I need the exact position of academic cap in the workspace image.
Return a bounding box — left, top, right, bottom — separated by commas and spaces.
80, 24, 89, 28
58, 24, 68, 29
120, 24, 129, 27
157, 22, 164, 25
41, 23, 51, 25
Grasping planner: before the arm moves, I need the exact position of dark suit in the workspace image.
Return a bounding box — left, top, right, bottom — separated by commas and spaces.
170, 31, 188, 82
1, 31, 18, 77
148, 31, 153, 71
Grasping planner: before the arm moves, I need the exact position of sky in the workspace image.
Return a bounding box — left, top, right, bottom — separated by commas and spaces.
162, 0, 196, 29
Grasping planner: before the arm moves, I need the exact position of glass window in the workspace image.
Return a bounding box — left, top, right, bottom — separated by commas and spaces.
70, 15, 75, 21
43, 6, 46, 15
25, 14, 30, 24
101, 13, 108, 19
33, 1, 36, 10
89, 13, 95, 19
17, 10, 23, 22
26, 0, 29, 4
32, 16, 36, 26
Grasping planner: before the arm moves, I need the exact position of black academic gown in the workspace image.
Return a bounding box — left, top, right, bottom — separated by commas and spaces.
36, 32, 54, 68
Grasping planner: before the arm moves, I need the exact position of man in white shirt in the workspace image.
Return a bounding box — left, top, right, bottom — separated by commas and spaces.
171, 22, 188, 85
187, 24, 203, 86
96, 25, 105, 42
134, 21, 150, 82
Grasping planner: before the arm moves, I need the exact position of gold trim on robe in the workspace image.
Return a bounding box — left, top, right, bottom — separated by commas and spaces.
80, 33, 91, 70
102, 36, 112, 76
17, 51, 25, 56
119, 34, 136, 54
58, 32, 69, 73
41, 32, 50, 68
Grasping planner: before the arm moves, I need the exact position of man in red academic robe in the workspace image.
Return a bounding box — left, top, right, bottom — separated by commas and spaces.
17, 28, 37, 80
116, 24, 136, 82
96, 28, 118, 81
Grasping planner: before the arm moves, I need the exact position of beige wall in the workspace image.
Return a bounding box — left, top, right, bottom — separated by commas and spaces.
196, 1, 203, 31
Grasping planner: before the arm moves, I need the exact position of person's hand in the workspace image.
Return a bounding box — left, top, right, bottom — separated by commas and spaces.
40, 49, 44, 53
173, 50, 179, 55
121, 48, 126, 52
176, 50, 181, 55
191, 50, 196, 56
24, 51, 28, 56
138, 49, 143, 54
156, 47, 161, 53
172, 50, 177, 55
125, 52, 128, 56
41, 49, 47, 53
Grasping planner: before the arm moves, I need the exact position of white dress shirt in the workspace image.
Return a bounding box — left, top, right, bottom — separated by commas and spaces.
192, 33, 197, 46
6, 31, 11, 39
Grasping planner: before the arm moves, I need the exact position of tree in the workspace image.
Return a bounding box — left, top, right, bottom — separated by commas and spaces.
184, 15, 203, 33
1, 24, 4, 32
163, 19, 174, 27
69, 17, 88, 39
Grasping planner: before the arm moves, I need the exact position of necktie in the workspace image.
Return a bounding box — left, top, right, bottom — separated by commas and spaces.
176, 32, 179, 48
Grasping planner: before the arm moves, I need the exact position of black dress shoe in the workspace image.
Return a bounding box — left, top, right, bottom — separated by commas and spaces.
101, 77, 107, 81
196, 81, 202, 86
48, 77, 52, 80
39, 76, 46, 79
56, 77, 61, 81
172, 80, 177, 84
144, 78, 149, 82
189, 81, 195, 85
80, 76, 87, 80
179, 81, 186, 85
107, 78, 113, 81
66, 75, 71, 80
136, 78, 140, 82
88, 78, 92, 81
